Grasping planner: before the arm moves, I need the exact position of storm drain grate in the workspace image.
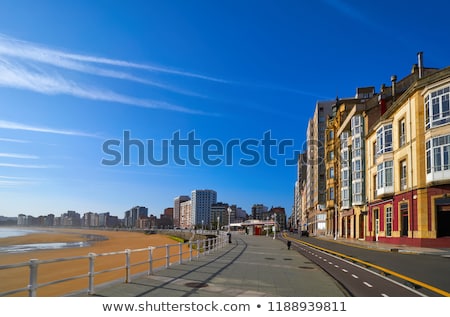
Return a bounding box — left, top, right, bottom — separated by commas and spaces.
185, 282, 209, 288
283, 258, 293, 261
298, 266, 315, 270
265, 257, 275, 260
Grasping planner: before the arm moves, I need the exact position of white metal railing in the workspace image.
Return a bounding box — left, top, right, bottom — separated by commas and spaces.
0, 235, 227, 297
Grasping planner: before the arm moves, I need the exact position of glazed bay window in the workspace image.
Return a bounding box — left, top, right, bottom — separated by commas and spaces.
377, 160, 393, 195
376, 124, 393, 155
425, 86, 450, 130
426, 134, 450, 183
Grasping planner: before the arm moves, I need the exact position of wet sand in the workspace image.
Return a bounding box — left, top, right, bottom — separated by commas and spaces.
0, 228, 192, 297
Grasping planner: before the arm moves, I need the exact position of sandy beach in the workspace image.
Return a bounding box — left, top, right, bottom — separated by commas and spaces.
0, 228, 193, 297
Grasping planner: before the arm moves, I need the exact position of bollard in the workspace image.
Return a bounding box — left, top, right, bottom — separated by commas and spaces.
148, 247, 154, 275
125, 249, 131, 283
165, 244, 170, 268
196, 240, 200, 259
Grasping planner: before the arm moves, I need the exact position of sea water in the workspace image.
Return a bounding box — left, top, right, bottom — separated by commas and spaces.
0, 227, 91, 253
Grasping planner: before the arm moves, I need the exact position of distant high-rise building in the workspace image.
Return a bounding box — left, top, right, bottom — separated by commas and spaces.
124, 206, 148, 228
174, 196, 190, 227
211, 202, 229, 229
180, 199, 193, 229
192, 189, 217, 225
251, 204, 268, 220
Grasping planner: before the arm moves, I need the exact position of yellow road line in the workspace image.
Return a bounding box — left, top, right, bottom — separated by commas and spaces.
282, 233, 450, 297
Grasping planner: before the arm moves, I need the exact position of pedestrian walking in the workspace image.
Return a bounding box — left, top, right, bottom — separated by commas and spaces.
287, 240, 291, 250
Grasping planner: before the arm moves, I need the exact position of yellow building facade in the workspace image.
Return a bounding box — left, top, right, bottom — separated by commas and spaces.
365, 66, 450, 247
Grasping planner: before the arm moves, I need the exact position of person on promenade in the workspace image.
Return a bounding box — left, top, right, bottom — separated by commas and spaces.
287, 240, 291, 250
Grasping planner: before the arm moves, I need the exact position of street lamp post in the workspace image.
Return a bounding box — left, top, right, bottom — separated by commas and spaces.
272, 213, 277, 240
217, 216, 220, 235
227, 207, 232, 243
227, 207, 232, 232
201, 220, 204, 234
334, 204, 338, 240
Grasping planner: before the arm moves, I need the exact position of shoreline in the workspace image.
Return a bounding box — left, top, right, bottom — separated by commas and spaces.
0, 228, 191, 297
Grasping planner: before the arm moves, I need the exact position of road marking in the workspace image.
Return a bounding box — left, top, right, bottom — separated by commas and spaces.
334, 265, 339, 268
284, 233, 450, 297
328, 262, 333, 264
363, 282, 373, 288
352, 274, 359, 279
342, 269, 348, 273
381, 293, 389, 297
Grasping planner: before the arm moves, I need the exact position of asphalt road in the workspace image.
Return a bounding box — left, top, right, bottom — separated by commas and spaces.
282, 234, 450, 297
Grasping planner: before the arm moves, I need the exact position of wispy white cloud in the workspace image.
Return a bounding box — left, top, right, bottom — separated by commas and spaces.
0, 153, 39, 159
0, 163, 54, 168
0, 137, 30, 143
321, 0, 386, 32
0, 34, 216, 115
0, 119, 100, 138
0, 176, 38, 187
0, 34, 213, 96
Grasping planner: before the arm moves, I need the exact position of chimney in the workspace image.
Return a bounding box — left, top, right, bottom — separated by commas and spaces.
391, 75, 397, 99
417, 51, 424, 79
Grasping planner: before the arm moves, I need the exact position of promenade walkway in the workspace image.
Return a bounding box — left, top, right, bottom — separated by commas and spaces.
86, 233, 348, 297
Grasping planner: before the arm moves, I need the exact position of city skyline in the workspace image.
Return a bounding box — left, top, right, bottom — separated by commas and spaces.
1, 1, 450, 218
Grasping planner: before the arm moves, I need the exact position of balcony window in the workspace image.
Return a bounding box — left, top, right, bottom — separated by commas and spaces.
426, 134, 450, 182
351, 115, 364, 136
376, 124, 393, 155
352, 180, 363, 205
328, 167, 335, 179
400, 160, 407, 191
377, 160, 393, 195
399, 119, 406, 147
341, 188, 350, 209
329, 187, 335, 201
425, 86, 450, 130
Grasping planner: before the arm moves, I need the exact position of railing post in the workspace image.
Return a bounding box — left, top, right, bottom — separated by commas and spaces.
196, 240, 200, 259
148, 247, 154, 275
125, 249, 131, 283
88, 253, 96, 295
28, 259, 38, 297
189, 241, 193, 261
179, 242, 183, 264
165, 244, 170, 268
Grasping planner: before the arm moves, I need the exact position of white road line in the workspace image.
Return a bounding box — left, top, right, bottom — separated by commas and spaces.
352, 274, 359, 279
342, 269, 348, 273
381, 293, 389, 297
363, 282, 373, 288
334, 265, 339, 268
328, 262, 333, 264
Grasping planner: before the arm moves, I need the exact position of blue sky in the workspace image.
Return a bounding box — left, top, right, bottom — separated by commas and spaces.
1, 0, 450, 218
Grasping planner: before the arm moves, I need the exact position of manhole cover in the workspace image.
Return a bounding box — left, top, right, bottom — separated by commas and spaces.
185, 282, 208, 288
265, 257, 275, 260
298, 266, 315, 270
283, 258, 293, 261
